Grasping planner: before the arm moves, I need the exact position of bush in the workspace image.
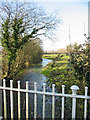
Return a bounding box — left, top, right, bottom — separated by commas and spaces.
2, 38, 43, 80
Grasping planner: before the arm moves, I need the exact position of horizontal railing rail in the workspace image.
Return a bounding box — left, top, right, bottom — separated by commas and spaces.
0, 86, 90, 99
0, 79, 90, 119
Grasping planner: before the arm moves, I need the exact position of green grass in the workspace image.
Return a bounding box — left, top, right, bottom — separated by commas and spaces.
41, 53, 84, 94
61, 55, 69, 60
42, 53, 70, 76
42, 54, 70, 69
41, 53, 86, 118
42, 54, 70, 64
55, 61, 69, 64
42, 54, 58, 59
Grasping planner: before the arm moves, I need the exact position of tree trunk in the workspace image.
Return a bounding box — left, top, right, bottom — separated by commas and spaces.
7, 61, 11, 76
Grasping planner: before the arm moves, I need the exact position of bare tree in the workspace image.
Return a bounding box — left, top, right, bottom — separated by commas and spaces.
0, 1, 60, 38
0, 1, 61, 79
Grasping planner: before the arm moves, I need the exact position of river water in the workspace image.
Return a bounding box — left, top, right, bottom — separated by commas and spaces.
2, 58, 75, 119
15, 58, 88, 119
19, 58, 52, 90
14, 58, 54, 119
15, 58, 72, 119
4, 58, 63, 119
1, 58, 89, 119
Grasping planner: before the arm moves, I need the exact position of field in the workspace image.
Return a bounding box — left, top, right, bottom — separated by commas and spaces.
43, 54, 59, 60
43, 53, 69, 64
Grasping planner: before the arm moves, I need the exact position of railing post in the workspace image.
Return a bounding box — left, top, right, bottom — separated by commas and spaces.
26, 81, 28, 119
43, 83, 46, 119
70, 85, 79, 119
62, 85, 65, 119
34, 82, 37, 119
3, 79, 7, 119
0, 77, 2, 120
10, 80, 13, 119
84, 86, 88, 119
52, 84, 55, 119
18, 81, 20, 119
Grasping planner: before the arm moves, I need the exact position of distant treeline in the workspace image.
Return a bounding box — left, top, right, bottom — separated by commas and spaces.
44, 48, 68, 54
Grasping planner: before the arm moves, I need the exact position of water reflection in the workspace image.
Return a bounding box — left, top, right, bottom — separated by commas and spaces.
19, 58, 52, 118
20, 58, 52, 90
5, 58, 53, 119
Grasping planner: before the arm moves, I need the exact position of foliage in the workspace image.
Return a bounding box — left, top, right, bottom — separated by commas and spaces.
42, 53, 87, 118
2, 38, 43, 80
43, 54, 82, 91
42, 61, 84, 94
66, 44, 72, 54
69, 41, 90, 90
0, 1, 60, 79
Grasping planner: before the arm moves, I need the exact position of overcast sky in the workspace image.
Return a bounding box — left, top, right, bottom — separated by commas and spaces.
0, 0, 89, 51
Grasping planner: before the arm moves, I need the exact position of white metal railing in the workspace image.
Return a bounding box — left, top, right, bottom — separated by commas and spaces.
0, 79, 90, 119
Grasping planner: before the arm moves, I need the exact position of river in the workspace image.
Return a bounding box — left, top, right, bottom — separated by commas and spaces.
4, 58, 61, 119
1, 58, 89, 119
19, 58, 52, 90
17, 58, 53, 119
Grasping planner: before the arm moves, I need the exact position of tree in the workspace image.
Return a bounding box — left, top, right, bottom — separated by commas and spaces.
0, 1, 60, 79
69, 38, 90, 89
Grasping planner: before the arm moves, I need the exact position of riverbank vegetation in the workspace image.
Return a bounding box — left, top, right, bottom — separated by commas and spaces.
2, 38, 43, 80
42, 53, 83, 94
42, 39, 90, 94
0, 1, 60, 80
42, 39, 90, 118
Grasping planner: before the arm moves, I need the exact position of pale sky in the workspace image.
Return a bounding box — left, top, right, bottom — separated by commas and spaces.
0, 0, 89, 51
40, 2, 88, 51
3, 0, 89, 2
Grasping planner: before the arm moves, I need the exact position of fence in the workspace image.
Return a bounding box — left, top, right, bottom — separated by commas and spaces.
0, 79, 90, 119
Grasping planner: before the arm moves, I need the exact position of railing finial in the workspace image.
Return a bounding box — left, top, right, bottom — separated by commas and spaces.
70, 85, 79, 95
70, 85, 79, 119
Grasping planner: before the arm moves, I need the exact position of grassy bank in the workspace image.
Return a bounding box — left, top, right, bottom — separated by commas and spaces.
42, 54, 84, 94
42, 53, 85, 118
